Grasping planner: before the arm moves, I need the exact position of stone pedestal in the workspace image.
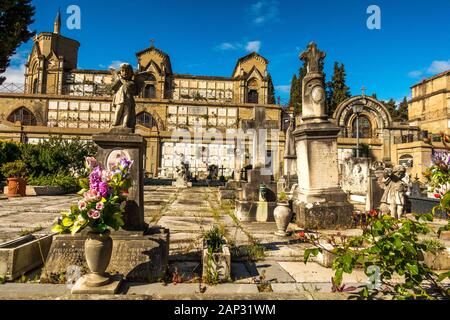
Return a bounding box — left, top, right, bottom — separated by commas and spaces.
293, 120, 353, 229
41, 227, 170, 283
93, 129, 146, 231
71, 274, 123, 294
234, 168, 277, 222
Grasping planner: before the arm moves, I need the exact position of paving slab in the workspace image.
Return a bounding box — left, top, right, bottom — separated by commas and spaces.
246, 261, 296, 283
231, 262, 253, 283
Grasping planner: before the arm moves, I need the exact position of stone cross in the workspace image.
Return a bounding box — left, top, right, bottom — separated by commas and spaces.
219, 165, 226, 177
241, 106, 277, 170
300, 42, 326, 73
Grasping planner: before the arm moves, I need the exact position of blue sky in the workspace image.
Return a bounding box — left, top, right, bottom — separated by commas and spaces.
4, 0, 450, 105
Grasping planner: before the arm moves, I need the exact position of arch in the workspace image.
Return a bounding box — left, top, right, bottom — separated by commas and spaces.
7, 107, 37, 126
333, 95, 393, 138
136, 111, 156, 129
135, 107, 165, 132
351, 114, 373, 138
247, 90, 259, 103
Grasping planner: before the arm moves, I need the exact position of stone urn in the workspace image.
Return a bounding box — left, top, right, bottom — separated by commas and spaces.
84, 230, 113, 287
274, 202, 292, 236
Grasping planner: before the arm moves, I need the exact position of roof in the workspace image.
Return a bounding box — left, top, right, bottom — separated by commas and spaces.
173, 74, 233, 81
411, 69, 450, 88
232, 52, 269, 77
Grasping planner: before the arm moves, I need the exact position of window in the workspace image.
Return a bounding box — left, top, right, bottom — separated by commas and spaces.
136, 112, 156, 129
143, 84, 156, 98
7, 107, 37, 125
247, 90, 259, 104
352, 115, 372, 138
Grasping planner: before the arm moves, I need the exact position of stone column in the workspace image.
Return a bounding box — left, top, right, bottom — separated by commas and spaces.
293, 42, 353, 229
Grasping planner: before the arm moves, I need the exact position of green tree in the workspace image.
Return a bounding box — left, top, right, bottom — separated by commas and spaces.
288, 74, 301, 114
327, 62, 351, 116
289, 57, 325, 117
383, 98, 398, 119
397, 97, 409, 122
267, 75, 276, 104
0, 0, 35, 85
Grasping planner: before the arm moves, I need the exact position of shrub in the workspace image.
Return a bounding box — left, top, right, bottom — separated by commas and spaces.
204, 225, 226, 253
20, 136, 97, 177
1, 160, 28, 178
27, 173, 78, 190
0, 141, 22, 180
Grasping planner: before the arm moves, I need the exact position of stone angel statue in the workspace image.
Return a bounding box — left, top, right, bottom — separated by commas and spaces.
110, 63, 149, 132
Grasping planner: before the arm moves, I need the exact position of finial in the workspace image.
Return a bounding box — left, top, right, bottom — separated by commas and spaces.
361, 85, 366, 97
54, 8, 61, 34
150, 38, 155, 47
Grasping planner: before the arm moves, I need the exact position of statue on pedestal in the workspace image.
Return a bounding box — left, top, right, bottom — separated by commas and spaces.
110, 63, 148, 132
380, 165, 407, 218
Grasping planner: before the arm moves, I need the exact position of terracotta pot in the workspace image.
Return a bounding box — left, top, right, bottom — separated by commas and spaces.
6, 178, 26, 197
84, 230, 113, 287
274, 202, 292, 236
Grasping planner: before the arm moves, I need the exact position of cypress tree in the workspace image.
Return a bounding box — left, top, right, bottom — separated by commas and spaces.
397, 97, 409, 122
0, 0, 35, 85
327, 62, 351, 116
267, 75, 276, 104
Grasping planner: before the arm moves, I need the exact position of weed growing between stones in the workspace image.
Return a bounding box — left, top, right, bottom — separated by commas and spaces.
304, 213, 450, 300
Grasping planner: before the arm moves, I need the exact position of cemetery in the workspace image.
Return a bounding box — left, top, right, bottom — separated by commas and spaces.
0, 3, 449, 302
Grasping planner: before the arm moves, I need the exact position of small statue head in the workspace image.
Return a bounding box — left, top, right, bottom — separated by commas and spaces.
119, 63, 134, 80
392, 165, 406, 179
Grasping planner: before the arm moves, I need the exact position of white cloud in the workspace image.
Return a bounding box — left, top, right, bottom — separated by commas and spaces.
1, 64, 26, 85
1, 51, 29, 86
245, 41, 261, 53
427, 60, 450, 74
408, 58, 450, 79
215, 40, 262, 53
216, 42, 241, 51
408, 70, 423, 78
249, 0, 280, 25
108, 60, 126, 70
275, 85, 290, 93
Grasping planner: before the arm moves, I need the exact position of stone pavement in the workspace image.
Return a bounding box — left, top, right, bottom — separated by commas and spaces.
0, 186, 449, 299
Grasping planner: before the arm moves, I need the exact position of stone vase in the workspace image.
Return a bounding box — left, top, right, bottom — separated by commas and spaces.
84, 230, 113, 287
274, 202, 292, 236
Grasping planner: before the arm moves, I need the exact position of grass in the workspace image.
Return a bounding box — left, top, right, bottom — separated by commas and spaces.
421, 239, 446, 254
19, 225, 43, 236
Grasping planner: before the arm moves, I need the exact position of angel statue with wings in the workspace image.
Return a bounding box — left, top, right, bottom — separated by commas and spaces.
110, 63, 148, 132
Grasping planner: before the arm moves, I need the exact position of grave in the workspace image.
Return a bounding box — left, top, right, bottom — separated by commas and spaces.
292, 43, 353, 229
42, 128, 170, 284
235, 106, 278, 222
340, 157, 370, 210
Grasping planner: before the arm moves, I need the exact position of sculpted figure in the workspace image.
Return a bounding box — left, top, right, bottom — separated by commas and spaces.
111, 63, 148, 132
284, 118, 296, 157
380, 165, 407, 218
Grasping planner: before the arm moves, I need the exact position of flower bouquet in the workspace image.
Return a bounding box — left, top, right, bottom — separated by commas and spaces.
52, 156, 134, 288
52, 156, 133, 235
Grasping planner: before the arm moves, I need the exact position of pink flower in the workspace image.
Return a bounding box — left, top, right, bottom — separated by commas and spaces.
78, 200, 87, 210
84, 189, 101, 202
85, 157, 98, 169
87, 209, 100, 220
96, 202, 104, 210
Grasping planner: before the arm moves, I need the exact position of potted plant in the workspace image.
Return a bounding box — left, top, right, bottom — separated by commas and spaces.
274, 191, 292, 236
52, 156, 132, 287
1, 160, 28, 197
202, 225, 230, 284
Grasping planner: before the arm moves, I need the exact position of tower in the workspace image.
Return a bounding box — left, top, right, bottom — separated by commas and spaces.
24, 11, 80, 94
